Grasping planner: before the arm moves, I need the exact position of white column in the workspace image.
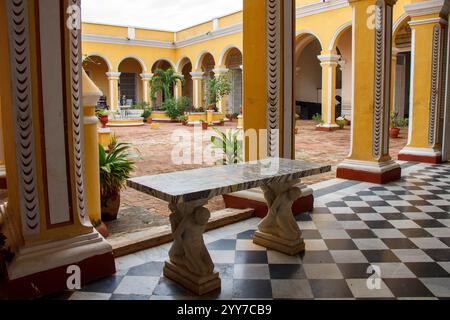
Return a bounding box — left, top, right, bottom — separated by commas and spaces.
338, 59, 352, 118
212, 67, 229, 113
190, 71, 204, 110
140, 73, 153, 104
106, 72, 121, 112
174, 73, 184, 100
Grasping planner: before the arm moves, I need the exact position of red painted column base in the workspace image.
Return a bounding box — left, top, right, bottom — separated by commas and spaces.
316, 126, 338, 132
0, 252, 116, 300
336, 166, 401, 184
398, 153, 442, 164
223, 194, 314, 218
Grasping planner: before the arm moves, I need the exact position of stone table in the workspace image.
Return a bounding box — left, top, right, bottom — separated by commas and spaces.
127, 158, 331, 295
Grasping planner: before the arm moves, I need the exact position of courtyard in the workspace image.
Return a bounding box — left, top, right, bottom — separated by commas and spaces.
106, 120, 408, 242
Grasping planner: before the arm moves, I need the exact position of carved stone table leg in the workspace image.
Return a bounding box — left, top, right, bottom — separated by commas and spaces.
253, 180, 305, 255
163, 198, 221, 295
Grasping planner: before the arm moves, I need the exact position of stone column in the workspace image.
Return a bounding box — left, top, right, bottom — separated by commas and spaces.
140, 73, 153, 105
190, 71, 204, 110
339, 60, 352, 119
106, 71, 121, 112
0, 0, 114, 299
212, 67, 229, 114
337, 0, 401, 184
174, 74, 184, 100
398, 0, 449, 164
317, 53, 341, 131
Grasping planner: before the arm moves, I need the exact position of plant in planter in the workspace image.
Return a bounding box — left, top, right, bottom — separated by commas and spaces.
99, 142, 135, 221
390, 111, 401, 139
141, 109, 152, 123
163, 98, 186, 121
312, 113, 324, 125
218, 118, 225, 126
96, 109, 109, 128
206, 74, 232, 111
200, 120, 208, 131
151, 68, 184, 108
179, 115, 188, 125
336, 116, 346, 129
211, 128, 243, 165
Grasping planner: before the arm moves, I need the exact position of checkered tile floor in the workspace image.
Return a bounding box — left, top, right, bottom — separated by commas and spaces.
53, 164, 450, 300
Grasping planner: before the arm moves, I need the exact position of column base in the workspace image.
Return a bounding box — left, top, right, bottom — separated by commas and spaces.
316, 124, 340, 132
222, 184, 313, 218
253, 231, 305, 256
398, 147, 442, 164
163, 261, 221, 296
1, 231, 115, 299
337, 159, 401, 184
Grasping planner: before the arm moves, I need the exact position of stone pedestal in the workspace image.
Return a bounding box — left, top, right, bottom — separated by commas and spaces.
164, 261, 220, 296
254, 231, 305, 256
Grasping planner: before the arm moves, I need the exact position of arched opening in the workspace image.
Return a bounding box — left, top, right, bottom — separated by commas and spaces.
223, 47, 243, 115
151, 59, 174, 109
118, 57, 144, 106
83, 55, 110, 109
198, 52, 216, 109
295, 34, 323, 120
178, 57, 193, 108
393, 18, 412, 122
335, 26, 352, 119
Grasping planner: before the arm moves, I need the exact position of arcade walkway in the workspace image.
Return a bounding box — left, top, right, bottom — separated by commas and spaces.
52, 162, 450, 300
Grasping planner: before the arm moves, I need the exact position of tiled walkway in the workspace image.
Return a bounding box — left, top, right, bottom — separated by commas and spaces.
55, 162, 450, 300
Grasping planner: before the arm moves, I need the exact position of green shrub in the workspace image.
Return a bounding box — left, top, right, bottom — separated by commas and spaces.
312, 113, 323, 124
163, 98, 187, 120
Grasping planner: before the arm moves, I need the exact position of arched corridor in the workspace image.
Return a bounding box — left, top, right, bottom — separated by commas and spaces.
83, 55, 111, 108
118, 57, 145, 106
177, 57, 194, 108
222, 47, 243, 115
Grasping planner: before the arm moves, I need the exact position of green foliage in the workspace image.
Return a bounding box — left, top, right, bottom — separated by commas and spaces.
178, 115, 188, 122
99, 142, 135, 198
141, 110, 152, 120
390, 111, 408, 128
151, 68, 184, 103
96, 109, 108, 117
211, 128, 243, 165
163, 97, 188, 120
132, 102, 149, 110
312, 113, 323, 124
206, 74, 232, 106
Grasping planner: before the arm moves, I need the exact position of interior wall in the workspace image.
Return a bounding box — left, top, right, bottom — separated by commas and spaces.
295, 40, 322, 103
336, 29, 352, 117
83, 56, 109, 99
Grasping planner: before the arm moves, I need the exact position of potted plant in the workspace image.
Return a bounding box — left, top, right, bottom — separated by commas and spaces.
206, 74, 232, 112
218, 118, 225, 126
336, 116, 346, 129
211, 128, 243, 165
179, 115, 188, 126
96, 109, 109, 128
200, 120, 208, 131
141, 109, 152, 123
99, 142, 135, 221
312, 113, 323, 125
390, 111, 401, 139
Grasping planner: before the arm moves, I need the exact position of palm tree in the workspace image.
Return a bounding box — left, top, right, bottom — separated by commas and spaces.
151, 68, 184, 104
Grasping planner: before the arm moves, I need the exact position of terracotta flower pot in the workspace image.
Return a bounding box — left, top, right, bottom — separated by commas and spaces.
99, 115, 109, 128
390, 127, 400, 139
101, 192, 121, 222
201, 122, 208, 130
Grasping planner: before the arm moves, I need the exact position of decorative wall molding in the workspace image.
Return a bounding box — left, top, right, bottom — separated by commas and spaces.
6, 0, 40, 236
296, 0, 349, 18
68, 0, 88, 224
266, 0, 281, 158
429, 24, 442, 147
372, 1, 393, 160
404, 0, 449, 18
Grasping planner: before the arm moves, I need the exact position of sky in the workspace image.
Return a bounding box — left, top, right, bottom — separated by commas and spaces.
82, 0, 243, 31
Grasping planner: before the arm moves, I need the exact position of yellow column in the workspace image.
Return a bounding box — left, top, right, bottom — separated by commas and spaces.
190, 71, 204, 110
174, 74, 183, 100
337, 0, 401, 184
106, 71, 120, 112
82, 69, 102, 224
398, 1, 449, 164
317, 53, 340, 131
213, 67, 229, 114
140, 73, 152, 105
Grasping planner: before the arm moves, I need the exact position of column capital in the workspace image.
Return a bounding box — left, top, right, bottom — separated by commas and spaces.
212, 67, 229, 76
140, 73, 153, 81
405, 0, 449, 19
190, 71, 204, 80
317, 54, 341, 65
106, 72, 121, 80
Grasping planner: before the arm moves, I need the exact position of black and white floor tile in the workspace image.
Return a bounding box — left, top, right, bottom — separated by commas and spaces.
52, 163, 450, 300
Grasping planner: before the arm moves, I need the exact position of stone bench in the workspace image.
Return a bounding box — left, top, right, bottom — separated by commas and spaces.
127, 158, 330, 295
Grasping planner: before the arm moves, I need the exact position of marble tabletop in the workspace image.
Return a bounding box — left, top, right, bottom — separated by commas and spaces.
127, 158, 331, 204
